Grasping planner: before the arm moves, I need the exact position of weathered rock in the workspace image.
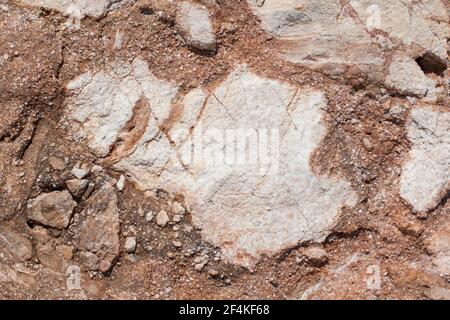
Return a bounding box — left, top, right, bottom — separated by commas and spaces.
116, 175, 125, 191
156, 210, 169, 227
16, 0, 131, 18
66, 178, 89, 198
78, 183, 120, 273
247, 0, 449, 95
426, 287, 450, 300
400, 107, 450, 213
298, 246, 328, 267
65, 57, 178, 157
426, 221, 450, 279
0, 224, 33, 261
176, 2, 217, 52
32, 226, 73, 272
28, 191, 76, 230
385, 54, 437, 101
48, 156, 65, 171
124, 237, 137, 253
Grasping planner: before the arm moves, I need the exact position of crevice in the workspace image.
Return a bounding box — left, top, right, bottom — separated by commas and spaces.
415, 52, 447, 77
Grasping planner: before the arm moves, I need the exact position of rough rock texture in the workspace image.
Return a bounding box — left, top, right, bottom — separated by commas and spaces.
400, 107, 450, 213
0, 0, 449, 301
247, 0, 449, 96
28, 191, 76, 230
78, 182, 121, 273
176, 1, 217, 52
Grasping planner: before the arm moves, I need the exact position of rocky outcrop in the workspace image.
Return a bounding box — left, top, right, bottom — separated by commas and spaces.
247, 0, 449, 98
66, 62, 357, 267
0, 224, 33, 261
400, 106, 449, 213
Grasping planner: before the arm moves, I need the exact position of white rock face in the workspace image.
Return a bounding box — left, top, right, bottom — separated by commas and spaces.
247, 0, 449, 93
66, 62, 357, 267
400, 107, 450, 213
16, 0, 130, 18
385, 54, 437, 100
65, 58, 178, 157
176, 1, 216, 52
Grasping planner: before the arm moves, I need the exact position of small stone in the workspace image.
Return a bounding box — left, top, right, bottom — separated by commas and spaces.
208, 269, 219, 277
362, 137, 375, 152
172, 215, 182, 223
66, 179, 89, 198
71, 166, 89, 179
48, 156, 65, 171
116, 175, 125, 191
298, 246, 328, 267
427, 287, 450, 300
124, 237, 137, 253
173, 240, 183, 248
156, 210, 169, 227
80, 251, 99, 271
28, 191, 76, 230
146, 211, 155, 222
172, 201, 185, 215
82, 183, 95, 200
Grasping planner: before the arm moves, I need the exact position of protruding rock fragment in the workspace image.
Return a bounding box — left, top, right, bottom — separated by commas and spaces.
66, 178, 89, 198
176, 2, 216, 52
28, 191, 76, 230
156, 210, 169, 227
78, 183, 120, 273
124, 237, 137, 253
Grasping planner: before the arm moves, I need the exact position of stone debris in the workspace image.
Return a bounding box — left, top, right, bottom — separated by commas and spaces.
78, 183, 120, 273
146, 211, 155, 222
0, 224, 33, 261
176, 2, 217, 52
400, 107, 449, 213
28, 191, 76, 230
124, 237, 137, 253
48, 156, 65, 171
156, 210, 169, 227
66, 178, 89, 198
70, 166, 90, 179
116, 175, 125, 191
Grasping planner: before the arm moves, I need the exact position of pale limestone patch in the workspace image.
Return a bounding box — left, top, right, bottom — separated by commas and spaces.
16, 0, 131, 18
116, 66, 358, 267
400, 107, 450, 212
67, 64, 357, 267
65, 57, 178, 157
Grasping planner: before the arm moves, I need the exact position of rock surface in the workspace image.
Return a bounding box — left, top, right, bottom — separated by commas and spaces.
400, 107, 449, 212
78, 183, 121, 273
176, 1, 217, 52
0, 224, 33, 261
28, 191, 76, 230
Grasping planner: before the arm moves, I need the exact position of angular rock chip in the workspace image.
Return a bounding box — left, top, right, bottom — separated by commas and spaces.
400, 107, 449, 212
78, 182, 120, 273
0, 224, 33, 261
28, 191, 76, 230
176, 1, 217, 52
